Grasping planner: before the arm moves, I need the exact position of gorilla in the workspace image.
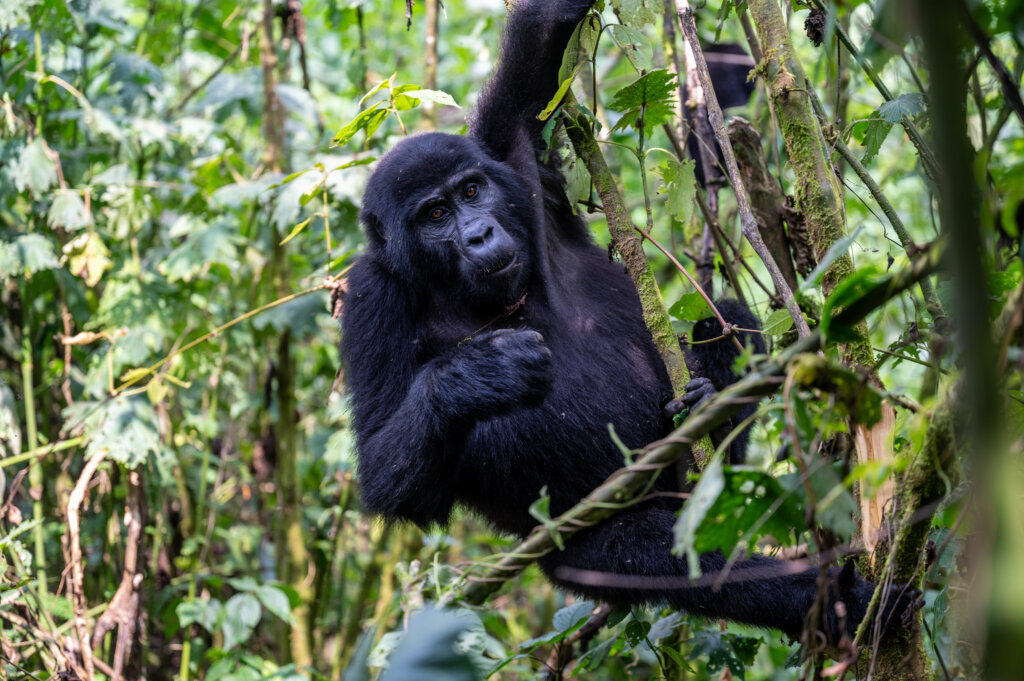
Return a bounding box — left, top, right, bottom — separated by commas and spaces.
340, 0, 910, 643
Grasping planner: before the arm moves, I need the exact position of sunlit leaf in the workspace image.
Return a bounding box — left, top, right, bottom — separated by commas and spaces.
12, 138, 57, 196
47, 190, 92, 232
0, 234, 59, 281
63, 231, 112, 287
609, 69, 677, 137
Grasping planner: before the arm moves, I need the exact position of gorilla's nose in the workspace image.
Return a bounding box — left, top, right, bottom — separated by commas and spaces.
463, 222, 495, 253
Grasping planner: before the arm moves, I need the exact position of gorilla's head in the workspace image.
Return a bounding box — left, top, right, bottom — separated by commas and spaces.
360, 133, 533, 307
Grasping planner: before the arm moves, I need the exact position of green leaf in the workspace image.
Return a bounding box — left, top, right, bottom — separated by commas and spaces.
177, 598, 224, 633
692, 470, 806, 556
229, 593, 262, 628
762, 308, 795, 337
333, 102, 390, 147
689, 631, 762, 681
0, 234, 60, 281
379, 609, 480, 681
0, 0, 33, 31
12, 138, 57, 196
267, 167, 315, 190
528, 486, 564, 550
400, 89, 460, 109
799, 224, 864, 293
622, 619, 652, 651
877, 93, 927, 124
552, 601, 594, 632
343, 626, 378, 681
539, 63, 581, 121
576, 634, 617, 671
519, 602, 592, 651
608, 24, 653, 71
790, 392, 817, 453
821, 264, 886, 341
159, 221, 240, 283
652, 157, 697, 222
670, 291, 712, 321
647, 612, 685, 643
256, 584, 294, 623
63, 231, 112, 287
806, 462, 859, 541
609, 69, 677, 137
47, 190, 92, 231
63, 397, 164, 469
674, 456, 725, 577
359, 77, 393, 106
855, 118, 893, 164
222, 593, 261, 651
611, 0, 660, 29
280, 215, 316, 245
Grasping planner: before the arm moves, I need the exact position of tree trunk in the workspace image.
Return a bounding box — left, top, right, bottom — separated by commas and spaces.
745, 2, 925, 675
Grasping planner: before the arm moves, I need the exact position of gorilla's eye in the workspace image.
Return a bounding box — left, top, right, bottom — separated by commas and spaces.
429, 207, 446, 220
464, 184, 478, 198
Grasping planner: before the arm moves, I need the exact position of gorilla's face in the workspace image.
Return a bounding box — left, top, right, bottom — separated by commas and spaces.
414, 169, 526, 299
360, 133, 532, 307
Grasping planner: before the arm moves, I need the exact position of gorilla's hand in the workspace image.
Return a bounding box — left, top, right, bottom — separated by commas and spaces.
663, 376, 718, 422
439, 328, 552, 419
825, 561, 924, 644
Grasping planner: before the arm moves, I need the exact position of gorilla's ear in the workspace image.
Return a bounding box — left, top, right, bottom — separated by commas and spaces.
361, 211, 387, 248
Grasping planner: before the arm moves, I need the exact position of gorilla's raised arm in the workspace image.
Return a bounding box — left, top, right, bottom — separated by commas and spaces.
470, 0, 595, 162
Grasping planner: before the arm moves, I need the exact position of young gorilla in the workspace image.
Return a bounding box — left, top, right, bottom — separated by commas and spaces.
341, 0, 908, 642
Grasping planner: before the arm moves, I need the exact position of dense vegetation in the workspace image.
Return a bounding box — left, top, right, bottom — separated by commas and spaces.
1, 0, 1022, 679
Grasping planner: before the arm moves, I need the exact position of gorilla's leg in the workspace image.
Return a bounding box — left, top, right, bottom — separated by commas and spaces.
538, 507, 845, 640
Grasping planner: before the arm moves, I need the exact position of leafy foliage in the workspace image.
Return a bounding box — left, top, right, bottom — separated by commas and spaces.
0, 0, 1021, 679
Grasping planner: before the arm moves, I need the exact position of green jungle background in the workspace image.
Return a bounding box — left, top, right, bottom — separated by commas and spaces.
1, 0, 1023, 680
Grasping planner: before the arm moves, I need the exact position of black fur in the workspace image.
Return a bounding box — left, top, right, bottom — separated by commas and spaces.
684, 298, 766, 464
686, 43, 757, 185
340, 0, 913, 643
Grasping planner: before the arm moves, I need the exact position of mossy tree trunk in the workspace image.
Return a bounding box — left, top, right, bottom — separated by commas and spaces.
745, 2, 927, 676
260, 0, 313, 665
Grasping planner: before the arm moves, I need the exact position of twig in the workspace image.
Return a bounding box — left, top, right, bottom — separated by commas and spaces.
91, 472, 144, 679
67, 450, 108, 680
808, 0, 940, 182
956, 0, 1024, 127
114, 276, 339, 393
169, 25, 257, 116
675, 2, 811, 338
637, 225, 743, 351
828, 133, 946, 324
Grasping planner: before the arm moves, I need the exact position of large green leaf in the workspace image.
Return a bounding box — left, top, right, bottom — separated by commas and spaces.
0, 234, 60, 281
378, 609, 481, 681
609, 69, 678, 137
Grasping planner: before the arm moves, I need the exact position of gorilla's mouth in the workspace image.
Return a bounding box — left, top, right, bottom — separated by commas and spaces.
482, 254, 519, 277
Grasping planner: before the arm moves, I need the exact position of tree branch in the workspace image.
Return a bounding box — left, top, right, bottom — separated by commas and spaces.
675, 1, 811, 339
460, 245, 942, 605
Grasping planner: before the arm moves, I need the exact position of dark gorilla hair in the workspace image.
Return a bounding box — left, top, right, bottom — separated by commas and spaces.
340, 0, 916, 643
